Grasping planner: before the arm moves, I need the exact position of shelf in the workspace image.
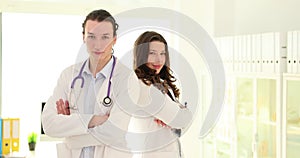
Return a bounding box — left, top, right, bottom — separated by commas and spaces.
237, 115, 255, 121
231, 72, 281, 79
258, 120, 276, 126
216, 136, 233, 144
40, 135, 63, 142
287, 126, 300, 137
216, 141, 232, 156
217, 149, 232, 155
283, 73, 300, 79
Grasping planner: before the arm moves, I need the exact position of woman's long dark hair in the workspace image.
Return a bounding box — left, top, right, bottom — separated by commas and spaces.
133, 31, 180, 98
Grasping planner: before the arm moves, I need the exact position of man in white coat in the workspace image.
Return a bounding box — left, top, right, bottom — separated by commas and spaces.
41, 9, 192, 158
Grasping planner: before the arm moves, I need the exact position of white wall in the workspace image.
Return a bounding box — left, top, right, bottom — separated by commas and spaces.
215, 0, 300, 36
1, 12, 84, 153
176, 1, 215, 158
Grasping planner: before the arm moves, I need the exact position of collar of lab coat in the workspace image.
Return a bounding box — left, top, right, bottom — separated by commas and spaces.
82, 57, 114, 79
72, 57, 123, 79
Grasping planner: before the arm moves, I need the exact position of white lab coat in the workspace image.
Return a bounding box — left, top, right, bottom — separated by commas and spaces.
41, 59, 192, 158
126, 82, 186, 158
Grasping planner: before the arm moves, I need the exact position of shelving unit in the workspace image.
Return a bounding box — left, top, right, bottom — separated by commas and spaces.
282, 74, 300, 158
215, 76, 236, 158
201, 32, 284, 158
201, 30, 300, 158
236, 77, 255, 158
235, 75, 279, 158
202, 74, 281, 158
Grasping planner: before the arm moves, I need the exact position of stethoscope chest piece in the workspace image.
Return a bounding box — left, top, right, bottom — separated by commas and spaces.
103, 96, 113, 107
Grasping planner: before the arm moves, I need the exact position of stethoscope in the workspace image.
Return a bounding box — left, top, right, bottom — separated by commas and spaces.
68, 56, 116, 110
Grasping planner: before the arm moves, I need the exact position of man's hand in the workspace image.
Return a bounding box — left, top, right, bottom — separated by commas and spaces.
56, 99, 70, 115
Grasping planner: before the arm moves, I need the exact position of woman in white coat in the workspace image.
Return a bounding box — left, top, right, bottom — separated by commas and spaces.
128, 31, 190, 158
42, 9, 192, 158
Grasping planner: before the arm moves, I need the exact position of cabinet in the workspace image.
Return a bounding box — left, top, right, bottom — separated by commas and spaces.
236, 75, 279, 158
283, 74, 300, 158
202, 73, 280, 158
201, 31, 300, 158
236, 77, 254, 158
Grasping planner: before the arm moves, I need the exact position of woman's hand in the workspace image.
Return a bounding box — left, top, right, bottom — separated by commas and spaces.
88, 114, 109, 128
56, 99, 70, 115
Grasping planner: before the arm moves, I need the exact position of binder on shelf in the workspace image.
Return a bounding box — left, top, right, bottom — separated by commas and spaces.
261, 32, 275, 73
217, 37, 228, 73
287, 31, 292, 73
0, 118, 2, 155
292, 31, 298, 74
233, 36, 241, 72
246, 35, 252, 72
217, 37, 234, 73
241, 35, 247, 72
226, 36, 234, 73
274, 32, 281, 73
297, 31, 300, 74
11, 118, 19, 152
251, 34, 262, 73
2, 118, 11, 155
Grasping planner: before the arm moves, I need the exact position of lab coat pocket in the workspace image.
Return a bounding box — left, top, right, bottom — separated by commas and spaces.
56, 143, 72, 158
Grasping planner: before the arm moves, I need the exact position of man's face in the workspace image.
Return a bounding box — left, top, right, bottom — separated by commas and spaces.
84, 20, 116, 62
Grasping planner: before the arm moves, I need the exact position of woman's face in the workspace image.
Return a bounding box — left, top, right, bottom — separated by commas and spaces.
84, 20, 116, 63
146, 41, 166, 74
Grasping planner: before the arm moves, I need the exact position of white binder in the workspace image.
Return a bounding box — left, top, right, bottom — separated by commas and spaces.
252, 34, 262, 73
261, 32, 275, 73
227, 36, 234, 73
233, 36, 240, 72
246, 35, 252, 72
274, 32, 281, 73
297, 31, 300, 74
236, 36, 242, 72
241, 35, 247, 72
287, 31, 293, 73
221, 36, 234, 73
292, 31, 298, 73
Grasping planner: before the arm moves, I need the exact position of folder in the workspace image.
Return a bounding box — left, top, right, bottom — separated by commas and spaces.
2, 118, 11, 155
297, 31, 300, 74
246, 34, 252, 72
233, 36, 241, 72
251, 34, 262, 73
287, 31, 293, 73
261, 32, 275, 73
228, 37, 234, 73
0, 118, 2, 155
240, 35, 247, 72
216, 37, 234, 73
274, 32, 281, 73
292, 31, 298, 73
251, 34, 256, 72
11, 118, 19, 152
224, 36, 234, 73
